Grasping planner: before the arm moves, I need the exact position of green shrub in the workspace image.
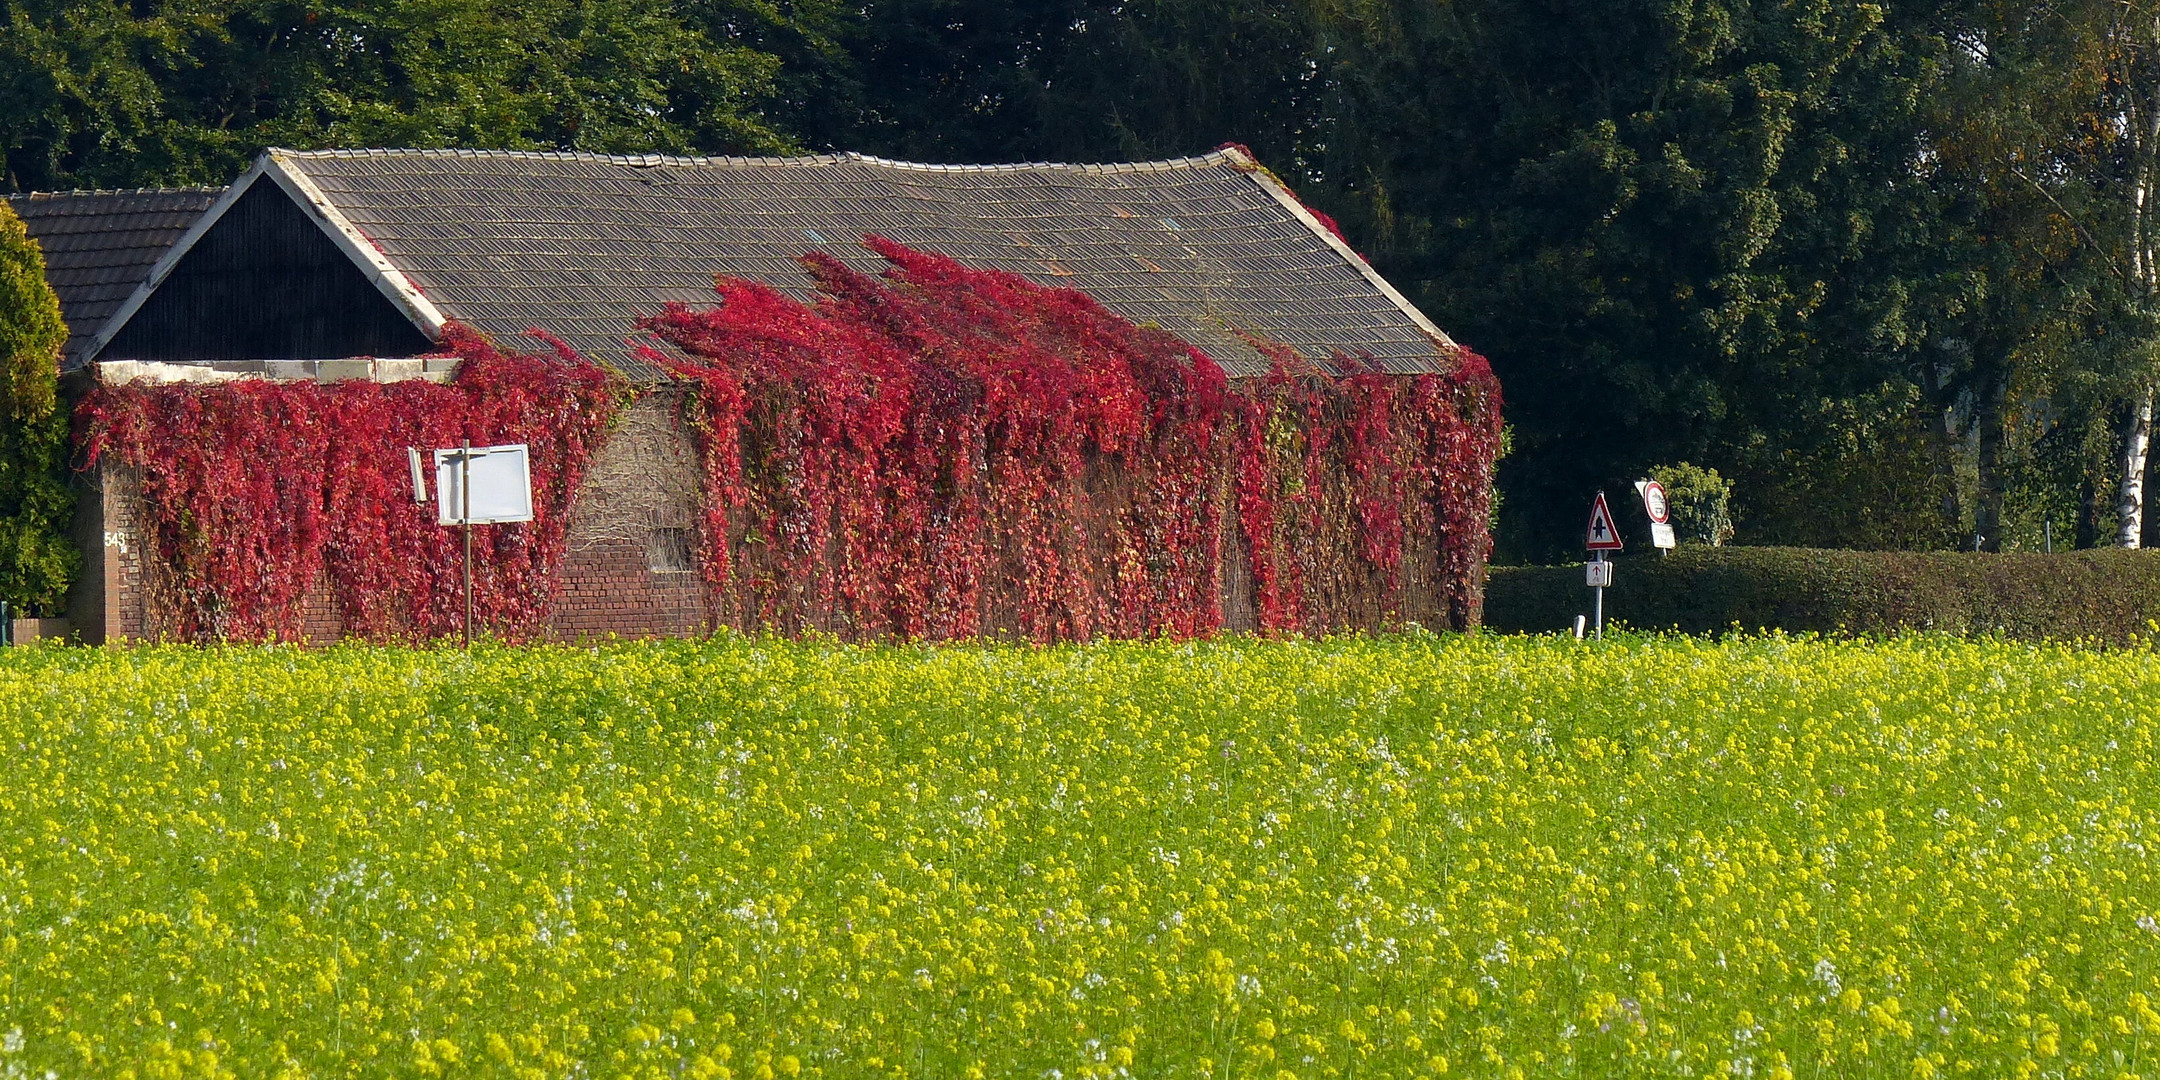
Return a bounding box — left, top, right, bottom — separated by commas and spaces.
1484, 545, 2160, 641
1649, 461, 1735, 545
0, 202, 76, 616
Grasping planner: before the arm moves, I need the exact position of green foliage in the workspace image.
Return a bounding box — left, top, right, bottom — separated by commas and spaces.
2, 634, 2158, 1074
0, 201, 74, 615
0, 0, 834, 190
1486, 545, 2160, 642
1289, 2, 1974, 559
782, 1, 2003, 558
1649, 462, 1734, 546
793, 0, 1321, 164
1734, 383, 1959, 551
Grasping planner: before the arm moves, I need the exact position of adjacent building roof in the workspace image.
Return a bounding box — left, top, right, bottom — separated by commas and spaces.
66, 147, 1460, 381
6, 188, 223, 364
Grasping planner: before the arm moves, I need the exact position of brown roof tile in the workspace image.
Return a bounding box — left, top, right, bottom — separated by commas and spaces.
275, 149, 1452, 381
7, 188, 223, 364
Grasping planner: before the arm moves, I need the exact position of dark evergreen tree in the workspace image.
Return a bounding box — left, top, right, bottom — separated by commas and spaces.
0, 200, 74, 615
1290, 1, 1985, 558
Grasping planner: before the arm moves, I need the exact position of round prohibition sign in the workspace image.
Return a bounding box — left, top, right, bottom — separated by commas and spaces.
1640, 480, 1670, 524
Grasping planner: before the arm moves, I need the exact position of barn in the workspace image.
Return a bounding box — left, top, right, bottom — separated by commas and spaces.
11, 147, 1502, 645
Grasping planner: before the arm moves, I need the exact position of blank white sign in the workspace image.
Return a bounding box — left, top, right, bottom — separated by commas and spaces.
435, 444, 534, 525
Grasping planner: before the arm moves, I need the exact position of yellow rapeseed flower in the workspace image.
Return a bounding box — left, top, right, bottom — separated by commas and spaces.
0, 633, 2149, 1077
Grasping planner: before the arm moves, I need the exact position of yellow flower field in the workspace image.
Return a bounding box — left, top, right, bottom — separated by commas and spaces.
1, 633, 2156, 1078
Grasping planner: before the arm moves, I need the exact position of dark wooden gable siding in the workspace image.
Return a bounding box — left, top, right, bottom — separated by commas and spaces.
100, 178, 433, 362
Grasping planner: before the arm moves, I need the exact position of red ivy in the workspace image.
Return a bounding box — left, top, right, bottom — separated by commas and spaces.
77, 326, 626, 642
70, 246, 1500, 644
647, 236, 1231, 641
652, 238, 1503, 641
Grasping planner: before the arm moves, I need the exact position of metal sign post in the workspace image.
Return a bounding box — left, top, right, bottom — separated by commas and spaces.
1585, 491, 1623, 639
412, 442, 535, 649
462, 439, 473, 649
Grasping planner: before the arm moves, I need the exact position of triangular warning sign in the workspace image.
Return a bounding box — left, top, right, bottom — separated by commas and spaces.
1586, 491, 1624, 551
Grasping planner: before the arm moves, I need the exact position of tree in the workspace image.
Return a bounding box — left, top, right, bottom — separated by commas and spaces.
1910, 9, 2081, 553
0, 199, 75, 614
1287, 0, 1979, 559
788, 0, 1323, 165
2066, 0, 2160, 547
1914, 0, 2160, 551
1, 0, 833, 191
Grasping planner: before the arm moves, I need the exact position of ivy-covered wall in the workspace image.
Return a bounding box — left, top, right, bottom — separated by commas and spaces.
651, 239, 1502, 641
78, 328, 627, 643
72, 243, 1504, 644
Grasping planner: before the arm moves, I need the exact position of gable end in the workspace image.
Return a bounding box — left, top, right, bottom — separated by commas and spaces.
94, 173, 434, 364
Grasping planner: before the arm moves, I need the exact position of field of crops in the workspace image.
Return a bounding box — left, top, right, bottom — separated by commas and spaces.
1, 633, 2157, 1079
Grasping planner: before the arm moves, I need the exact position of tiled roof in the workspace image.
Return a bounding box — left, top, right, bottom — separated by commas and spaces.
272, 149, 1452, 381
7, 188, 223, 364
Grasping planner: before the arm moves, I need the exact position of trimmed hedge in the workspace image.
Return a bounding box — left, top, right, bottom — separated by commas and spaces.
1484, 546, 2160, 642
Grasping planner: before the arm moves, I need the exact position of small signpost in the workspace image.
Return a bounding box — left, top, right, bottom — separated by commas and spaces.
410, 442, 534, 646
1585, 491, 1622, 639
1635, 478, 1677, 552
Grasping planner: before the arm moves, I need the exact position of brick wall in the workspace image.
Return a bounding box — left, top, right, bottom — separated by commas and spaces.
69, 462, 149, 644
550, 538, 707, 641
74, 390, 720, 644
548, 388, 710, 641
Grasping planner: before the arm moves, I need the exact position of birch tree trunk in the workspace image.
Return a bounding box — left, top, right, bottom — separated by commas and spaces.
2120, 391, 2154, 548
2119, 13, 2160, 549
